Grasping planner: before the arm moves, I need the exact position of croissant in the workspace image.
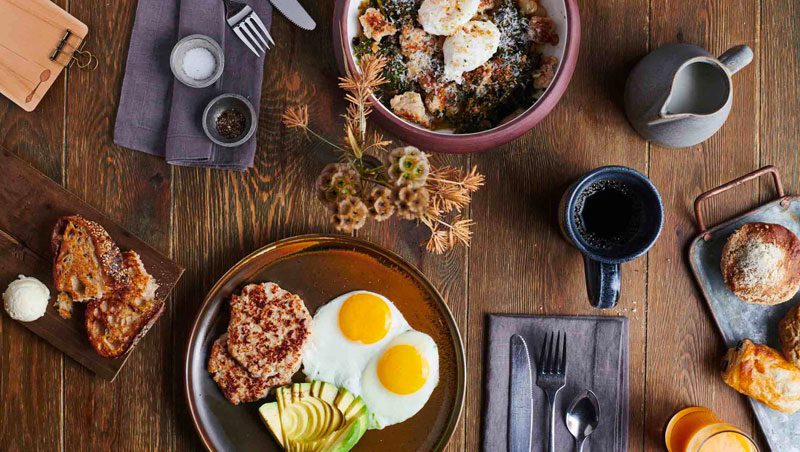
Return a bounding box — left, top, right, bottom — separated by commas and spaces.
721, 339, 800, 414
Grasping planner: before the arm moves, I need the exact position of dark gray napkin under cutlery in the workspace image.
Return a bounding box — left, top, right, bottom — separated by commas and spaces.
114, 0, 271, 171
482, 315, 629, 451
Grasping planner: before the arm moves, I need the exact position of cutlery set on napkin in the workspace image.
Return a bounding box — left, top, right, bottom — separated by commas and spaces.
114, 0, 313, 171
483, 315, 629, 451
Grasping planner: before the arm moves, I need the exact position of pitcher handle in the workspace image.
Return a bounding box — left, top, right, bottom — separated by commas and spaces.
718, 45, 753, 75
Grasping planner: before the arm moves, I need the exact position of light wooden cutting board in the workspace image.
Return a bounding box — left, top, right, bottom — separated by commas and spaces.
0, 0, 88, 111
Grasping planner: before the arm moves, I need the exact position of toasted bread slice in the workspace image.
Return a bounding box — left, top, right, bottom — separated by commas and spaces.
226, 282, 312, 378
52, 215, 127, 318
85, 251, 163, 358
208, 334, 292, 405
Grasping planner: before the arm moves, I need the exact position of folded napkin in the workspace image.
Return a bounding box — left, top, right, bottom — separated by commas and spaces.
114, 0, 271, 170
482, 315, 629, 452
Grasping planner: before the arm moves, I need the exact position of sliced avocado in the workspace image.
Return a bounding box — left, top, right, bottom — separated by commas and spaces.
263, 381, 369, 452
292, 382, 312, 403
310, 380, 323, 397
334, 390, 356, 414
258, 403, 284, 447
344, 396, 366, 420
276, 385, 290, 411
318, 412, 369, 452
311, 381, 339, 405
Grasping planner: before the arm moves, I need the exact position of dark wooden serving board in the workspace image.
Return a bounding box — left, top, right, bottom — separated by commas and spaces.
0, 148, 183, 380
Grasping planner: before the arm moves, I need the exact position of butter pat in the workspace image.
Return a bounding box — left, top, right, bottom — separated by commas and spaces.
3, 275, 49, 322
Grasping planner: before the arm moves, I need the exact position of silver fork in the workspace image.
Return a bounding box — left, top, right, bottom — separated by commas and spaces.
536, 330, 567, 452
223, 0, 275, 57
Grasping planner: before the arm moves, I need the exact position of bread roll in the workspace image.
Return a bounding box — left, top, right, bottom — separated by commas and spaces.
720, 222, 800, 305
721, 339, 800, 414
779, 304, 800, 367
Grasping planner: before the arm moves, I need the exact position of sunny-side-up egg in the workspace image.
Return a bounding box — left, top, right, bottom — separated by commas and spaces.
443, 20, 501, 83
360, 331, 440, 429
418, 0, 481, 36
302, 291, 410, 395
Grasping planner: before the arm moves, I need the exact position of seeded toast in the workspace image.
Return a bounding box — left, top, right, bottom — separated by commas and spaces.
51, 215, 127, 318
226, 282, 312, 378
85, 251, 164, 358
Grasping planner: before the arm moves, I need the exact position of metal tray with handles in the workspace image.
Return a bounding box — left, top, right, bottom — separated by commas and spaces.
689, 166, 800, 451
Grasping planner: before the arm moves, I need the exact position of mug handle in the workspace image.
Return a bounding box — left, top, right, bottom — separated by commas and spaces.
583, 256, 621, 309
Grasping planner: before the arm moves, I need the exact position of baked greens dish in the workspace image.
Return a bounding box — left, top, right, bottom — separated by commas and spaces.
354, 0, 560, 133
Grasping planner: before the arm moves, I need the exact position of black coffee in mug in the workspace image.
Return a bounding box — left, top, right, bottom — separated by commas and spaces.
560, 166, 664, 309
573, 180, 645, 249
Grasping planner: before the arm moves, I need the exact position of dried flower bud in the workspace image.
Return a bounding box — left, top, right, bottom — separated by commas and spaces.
331, 195, 369, 233
388, 146, 431, 188
394, 184, 431, 220
316, 163, 361, 207
366, 186, 395, 221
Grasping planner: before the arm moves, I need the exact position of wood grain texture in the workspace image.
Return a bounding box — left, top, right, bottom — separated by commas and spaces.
2, 0, 797, 450
0, 0, 87, 111
0, 0, 67, 447
0, 149, 182, 380
61, 0, 175, 450
466, 0, 650, 449
759, 0, 800, 190
645, 0, 762, 449
172, 2, 344, 448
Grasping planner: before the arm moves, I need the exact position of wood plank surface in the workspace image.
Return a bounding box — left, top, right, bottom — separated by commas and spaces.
61, 0, 176, 450
0, 0, 67, 448
0, 149, 183, 380
645, 0, 763, 448
466, 0, 650, 448
1, 0, 798, 450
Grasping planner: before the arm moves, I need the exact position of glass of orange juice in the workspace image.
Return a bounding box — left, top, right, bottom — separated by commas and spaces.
665, 407, 758, 452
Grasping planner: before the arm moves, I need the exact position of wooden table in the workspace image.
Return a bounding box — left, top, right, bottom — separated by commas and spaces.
0, 0, 796, 450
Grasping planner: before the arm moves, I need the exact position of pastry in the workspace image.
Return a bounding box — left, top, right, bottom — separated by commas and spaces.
226, 282, 312, 378
721, 339, 800, 414
85, 251, 164, 358
51, 215, 127, 318
720, 222, 800, 305
779, 304, 800, 367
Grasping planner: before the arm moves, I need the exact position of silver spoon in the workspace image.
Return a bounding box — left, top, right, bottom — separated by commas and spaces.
565, 389, 600, 451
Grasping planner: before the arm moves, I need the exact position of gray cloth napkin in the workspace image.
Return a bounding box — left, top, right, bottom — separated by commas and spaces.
482, 315, 629, 452
114, 0, 271, 171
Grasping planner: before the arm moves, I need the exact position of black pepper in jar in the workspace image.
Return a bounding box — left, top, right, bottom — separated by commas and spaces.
216, 108, 247, 140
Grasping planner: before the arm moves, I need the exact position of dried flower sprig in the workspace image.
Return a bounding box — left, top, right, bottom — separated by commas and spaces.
282, 55, 485, 254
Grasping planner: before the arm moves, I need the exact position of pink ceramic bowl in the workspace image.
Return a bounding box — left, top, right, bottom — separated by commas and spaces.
332, 0, 581, 154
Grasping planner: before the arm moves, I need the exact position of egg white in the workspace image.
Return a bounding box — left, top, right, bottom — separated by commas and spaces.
301, 291, 410, 396
360, 331, 440, 429
418, 0, 481, 36
443, 20, 501, 83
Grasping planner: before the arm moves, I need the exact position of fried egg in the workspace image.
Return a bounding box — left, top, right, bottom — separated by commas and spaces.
302, 291, 410, 395
360, 331, 440, 428
443, 20, 501, 83
418, 0, 481, 36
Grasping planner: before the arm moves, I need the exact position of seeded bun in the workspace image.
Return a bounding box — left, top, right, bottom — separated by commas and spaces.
779, 304, 800, 367
720, 222, 800, 305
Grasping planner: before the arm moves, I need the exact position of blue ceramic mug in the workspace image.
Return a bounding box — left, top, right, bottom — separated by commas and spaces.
559, 166, 664, 308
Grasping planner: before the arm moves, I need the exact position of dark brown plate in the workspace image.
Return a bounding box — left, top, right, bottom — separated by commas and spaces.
184, 235, 465, 451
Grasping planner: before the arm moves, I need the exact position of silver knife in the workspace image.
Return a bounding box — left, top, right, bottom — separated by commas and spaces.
509, 334, 533, 452
268, 0, 316, 30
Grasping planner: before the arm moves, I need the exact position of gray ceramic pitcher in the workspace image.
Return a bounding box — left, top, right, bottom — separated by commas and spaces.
624, 43, 753, 148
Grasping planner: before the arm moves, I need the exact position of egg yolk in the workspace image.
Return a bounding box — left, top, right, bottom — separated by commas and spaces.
338, 293, 392, 344
377, 344, 429, 395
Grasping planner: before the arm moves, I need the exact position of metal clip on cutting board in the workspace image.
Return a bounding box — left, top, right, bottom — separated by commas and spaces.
689, 166, 800, 451
0, 0, 97, 111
